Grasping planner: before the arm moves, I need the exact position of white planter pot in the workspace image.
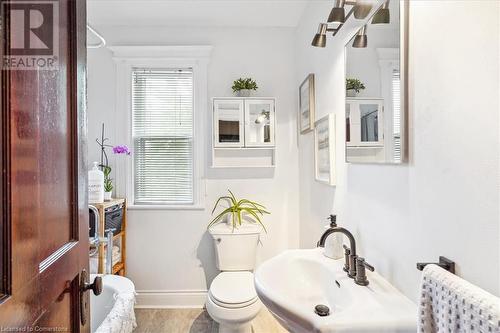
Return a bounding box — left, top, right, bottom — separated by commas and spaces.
104, 191, 112, 201
346, 90, 358, 97
223, 214, 232, 226
235, 89, 252, 97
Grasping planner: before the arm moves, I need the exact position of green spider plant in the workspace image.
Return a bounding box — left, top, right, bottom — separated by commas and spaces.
208, 190, 270, 232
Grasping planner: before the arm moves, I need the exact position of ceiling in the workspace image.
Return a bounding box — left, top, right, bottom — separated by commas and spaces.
87, 0, 312, 28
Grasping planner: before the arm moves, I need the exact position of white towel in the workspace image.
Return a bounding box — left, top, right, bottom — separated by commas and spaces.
419, 264, 500, 333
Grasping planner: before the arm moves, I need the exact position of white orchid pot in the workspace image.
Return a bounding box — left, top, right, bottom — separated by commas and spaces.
104, 191, 112, 201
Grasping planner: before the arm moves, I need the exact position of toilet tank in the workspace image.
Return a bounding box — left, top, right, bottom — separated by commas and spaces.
209, 223, 262, 271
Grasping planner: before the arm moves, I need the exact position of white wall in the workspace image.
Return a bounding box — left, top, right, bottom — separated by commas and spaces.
87, 27, 300, 307
295, 0, 499, 302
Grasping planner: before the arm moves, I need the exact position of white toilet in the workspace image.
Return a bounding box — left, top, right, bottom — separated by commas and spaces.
206, 223, 262, 333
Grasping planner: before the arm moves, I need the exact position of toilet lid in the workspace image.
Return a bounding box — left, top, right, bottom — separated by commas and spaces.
209, 272, 258, 307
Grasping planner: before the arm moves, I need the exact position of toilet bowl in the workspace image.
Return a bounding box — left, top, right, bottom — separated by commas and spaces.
206, 223, 263, 333
206, 271, 261, 333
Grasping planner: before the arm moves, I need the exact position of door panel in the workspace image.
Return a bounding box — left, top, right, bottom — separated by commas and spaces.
213, 99, 245, 147
244, 99, 275, 147
0, 0, 89, 331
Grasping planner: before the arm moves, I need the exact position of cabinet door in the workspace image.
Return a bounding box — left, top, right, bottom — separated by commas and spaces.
346, 99, 384, 146
244, 99, 275, 147
214, 99, 245, 147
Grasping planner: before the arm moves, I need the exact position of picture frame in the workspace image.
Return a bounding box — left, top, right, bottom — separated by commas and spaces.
314, 114, 336, 186
299, 73, 315, 134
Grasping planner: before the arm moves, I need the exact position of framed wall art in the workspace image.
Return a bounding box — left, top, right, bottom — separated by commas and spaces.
314, 113, 336, 186
299, 73, 315, 134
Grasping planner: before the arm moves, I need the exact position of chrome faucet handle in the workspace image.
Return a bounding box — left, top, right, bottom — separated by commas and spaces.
354, 257, 374, 286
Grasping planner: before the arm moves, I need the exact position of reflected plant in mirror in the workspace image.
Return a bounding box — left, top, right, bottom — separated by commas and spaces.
346, 78, 365, 97
344, 0, 408, 164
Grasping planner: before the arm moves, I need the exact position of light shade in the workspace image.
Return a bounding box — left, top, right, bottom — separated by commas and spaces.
328, 7, 345, 23
352, 25, 367, 48
353, 3, 373, 19
311, 23, 328, 48
328, 0, 346, 23
372, 1, 390, 24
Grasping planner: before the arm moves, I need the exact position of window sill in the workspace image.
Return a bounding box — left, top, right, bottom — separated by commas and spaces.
128, 204, 205, 211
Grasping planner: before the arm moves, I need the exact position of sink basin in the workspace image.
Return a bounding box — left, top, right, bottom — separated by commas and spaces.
254, 248, 416, 333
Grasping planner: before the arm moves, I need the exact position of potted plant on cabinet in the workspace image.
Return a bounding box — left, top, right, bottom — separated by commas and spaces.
208, 190, 270, 231
232, 77, 258, 97
346, 78, 365, 97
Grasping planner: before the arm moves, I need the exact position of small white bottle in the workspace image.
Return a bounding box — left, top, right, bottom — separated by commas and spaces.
88, 162, 104, 204
323, 214, 344, 260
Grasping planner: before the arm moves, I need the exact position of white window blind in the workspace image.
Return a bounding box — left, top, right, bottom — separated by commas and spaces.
392, 69, 401, 162
132, 68, 194, 205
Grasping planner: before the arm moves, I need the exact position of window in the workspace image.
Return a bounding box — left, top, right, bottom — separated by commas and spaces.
392, 69, 401, 162
132, 68, 194, 205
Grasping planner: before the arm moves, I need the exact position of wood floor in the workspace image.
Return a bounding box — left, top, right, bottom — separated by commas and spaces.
134, 307, 289, 333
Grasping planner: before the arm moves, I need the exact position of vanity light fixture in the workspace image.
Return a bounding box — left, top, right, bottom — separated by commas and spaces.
372, 0, 390, 24
328, 0, 346, 24
311, 0, 388, 48
352, 25, 368, 48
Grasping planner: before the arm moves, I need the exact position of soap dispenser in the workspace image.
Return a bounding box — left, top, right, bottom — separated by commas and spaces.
323, 214, 344, 259
88, 161, 104, 204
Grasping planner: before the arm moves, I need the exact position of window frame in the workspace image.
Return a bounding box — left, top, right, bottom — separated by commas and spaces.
111, 46, 212, 210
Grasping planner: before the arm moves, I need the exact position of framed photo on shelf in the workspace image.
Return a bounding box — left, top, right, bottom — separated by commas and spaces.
299, 73, 315, 134
314, 114, 336, 186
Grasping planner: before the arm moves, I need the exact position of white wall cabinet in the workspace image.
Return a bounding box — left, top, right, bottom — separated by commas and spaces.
212, 98, 276, 168
213, 98, 275, 148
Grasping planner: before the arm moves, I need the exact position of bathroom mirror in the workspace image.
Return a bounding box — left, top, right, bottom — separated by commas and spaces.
345, 0, 408, 164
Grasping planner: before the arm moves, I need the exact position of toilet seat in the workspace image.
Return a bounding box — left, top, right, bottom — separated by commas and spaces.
209, 271, 258, 309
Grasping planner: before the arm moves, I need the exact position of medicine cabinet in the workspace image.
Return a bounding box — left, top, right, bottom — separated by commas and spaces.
212, 98, 276, 168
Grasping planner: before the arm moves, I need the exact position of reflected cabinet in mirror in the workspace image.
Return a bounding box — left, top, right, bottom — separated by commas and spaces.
345, 0, 408, 164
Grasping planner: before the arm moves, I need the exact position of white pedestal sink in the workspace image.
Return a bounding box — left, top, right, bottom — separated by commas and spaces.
254, 248, 416, 333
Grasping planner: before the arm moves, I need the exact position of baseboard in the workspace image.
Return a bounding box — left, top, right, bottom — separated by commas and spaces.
135, 290, 208, 308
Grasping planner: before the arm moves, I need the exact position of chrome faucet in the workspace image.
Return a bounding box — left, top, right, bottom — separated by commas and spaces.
318, 224, 358, 278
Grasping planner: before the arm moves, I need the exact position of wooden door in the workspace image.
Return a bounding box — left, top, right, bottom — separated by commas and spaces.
0, 0, 91, 332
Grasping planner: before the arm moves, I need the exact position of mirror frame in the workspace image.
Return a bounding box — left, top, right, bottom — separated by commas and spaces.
344, 0, 409, 164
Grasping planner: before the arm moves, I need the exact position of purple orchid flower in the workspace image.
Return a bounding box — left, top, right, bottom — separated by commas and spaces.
112, 145, 131, 155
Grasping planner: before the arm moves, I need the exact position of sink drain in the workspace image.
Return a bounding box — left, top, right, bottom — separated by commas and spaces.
314, 304, 330, 317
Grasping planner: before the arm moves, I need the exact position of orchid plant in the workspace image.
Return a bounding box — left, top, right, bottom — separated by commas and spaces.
95, 124, 131, 193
